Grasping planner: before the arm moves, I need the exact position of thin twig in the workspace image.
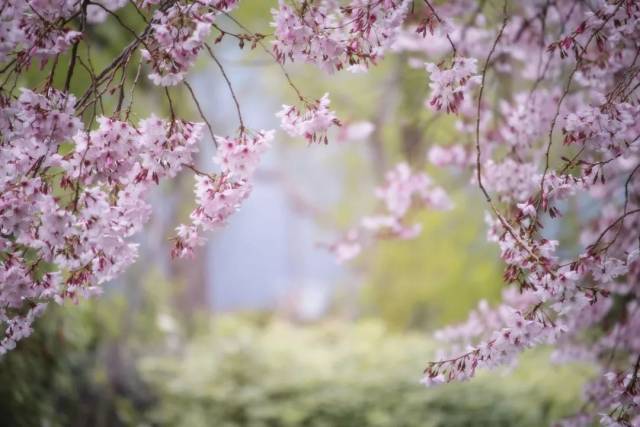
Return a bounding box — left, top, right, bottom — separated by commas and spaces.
204, 43, 245, 131
183, 79, 218, 147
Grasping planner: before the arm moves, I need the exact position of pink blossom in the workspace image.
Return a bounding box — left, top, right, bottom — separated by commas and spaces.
328, 162, 451, 262
425, 57, 480, 114
172, 126, 273, 259
214, 130, 273, 179
327, 229, 362, 263
277, 94, 341, 144
428, 144, 471, 168
271, 0, 410, 73
141, 3, 216, 86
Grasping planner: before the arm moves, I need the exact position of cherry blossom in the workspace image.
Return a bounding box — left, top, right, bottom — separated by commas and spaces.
172, 173, 252, 259
0, 0, 266, 353
277, 94, 341, 144
0, 91, 204, 353
0, 0, 82, 63
427, 144, 471, 168
425, 57, 480, 114
328, 162, 452, 261
142, 3, 215, 86
327, 229, 362, 263
271, 0, 410, 73
214, 130, 273, 179
416, 1, 640, 423
173, 129, 272, 259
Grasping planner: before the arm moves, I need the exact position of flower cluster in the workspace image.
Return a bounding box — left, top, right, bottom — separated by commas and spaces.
375, 162, 452, 216
416, 1, 640, 424
277, 94, 341, 144
0, 85, 203, 352
137, 117, 203, 181
478, 159, 539, 203
142, 3, 216, 86
173, 173, 251, 257
271, 0, 410, 73
0, 0, 82, 63
329, 162, 452, 263
427, 144, 472, 168
563, 102, 640, 157
214, 130, 273, 179
172, 130, 273, 258
499, 90, 558, 151
425, 57, 480, 114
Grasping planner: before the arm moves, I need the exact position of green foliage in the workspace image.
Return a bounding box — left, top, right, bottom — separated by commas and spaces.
140, 316, 587, 427
0, 285, 588, 427
0, 271, 176, 427
0, 301, 154, 427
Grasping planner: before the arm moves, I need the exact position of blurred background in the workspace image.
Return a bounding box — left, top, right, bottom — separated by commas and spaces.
2, 2, 592, 426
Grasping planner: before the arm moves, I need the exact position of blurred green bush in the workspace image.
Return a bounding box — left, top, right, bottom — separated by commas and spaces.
140, 316, 588, 427
0, 296, 158, 427
0, 299, 589, 427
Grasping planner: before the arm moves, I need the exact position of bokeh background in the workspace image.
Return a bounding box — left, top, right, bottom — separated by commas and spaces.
2, 2, 592, 426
